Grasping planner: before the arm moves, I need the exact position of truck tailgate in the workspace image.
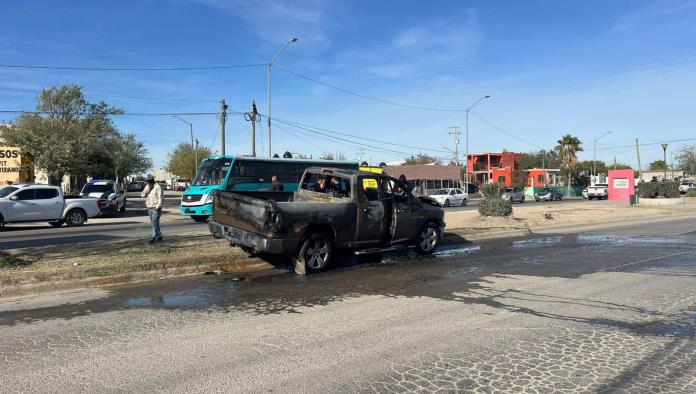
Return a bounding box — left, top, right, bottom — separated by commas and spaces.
213, 191, 275, 235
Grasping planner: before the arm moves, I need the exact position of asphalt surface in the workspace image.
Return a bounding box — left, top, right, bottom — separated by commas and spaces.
2, 217, 695, 392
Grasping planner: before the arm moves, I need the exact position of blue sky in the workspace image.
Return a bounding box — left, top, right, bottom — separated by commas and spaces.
2, 0, 696, 169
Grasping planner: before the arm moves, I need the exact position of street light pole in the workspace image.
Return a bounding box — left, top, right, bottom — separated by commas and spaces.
465, 95, 491, 193
662, 143, 668, 180
173, 116, 197, 177
267, 37, 299, 157
592, 131, 612, 178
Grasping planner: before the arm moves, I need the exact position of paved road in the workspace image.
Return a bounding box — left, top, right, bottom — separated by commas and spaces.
2, 217, 695, 392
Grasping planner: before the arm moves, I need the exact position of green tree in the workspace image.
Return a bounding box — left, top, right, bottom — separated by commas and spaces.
675, 145, 696, 174
166, 143, 212, 180
107, 133, 152, 180
519, 150, 562, 170
405, 153, 441, 165
1, 85, 126, 183
555, 134, 584, 197
649, 160, 667, 171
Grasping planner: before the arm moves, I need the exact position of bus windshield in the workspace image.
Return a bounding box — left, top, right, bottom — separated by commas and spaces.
192, 157, 232, 186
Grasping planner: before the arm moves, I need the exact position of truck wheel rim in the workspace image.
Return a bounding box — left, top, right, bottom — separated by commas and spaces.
70, 212, 84, 224
420, 227, 438, 251
305, 239, 329, 269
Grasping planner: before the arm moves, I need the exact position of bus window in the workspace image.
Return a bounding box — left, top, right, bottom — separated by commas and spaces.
192, 158, 232, 186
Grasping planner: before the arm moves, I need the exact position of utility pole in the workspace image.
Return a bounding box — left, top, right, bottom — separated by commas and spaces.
356, 149, 365, 164
662, 143, 668, 180
614, 156, 617, 170
635, 138, 642, 181
220, 99, 228, 155
448, 127, 461, 166
244, 101, 259, 157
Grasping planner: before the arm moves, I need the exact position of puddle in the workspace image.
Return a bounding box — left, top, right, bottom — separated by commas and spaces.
124, 290, 215, 308
447, 266, 481, 278
512, 236, 563, 249
435, 245, 481, 257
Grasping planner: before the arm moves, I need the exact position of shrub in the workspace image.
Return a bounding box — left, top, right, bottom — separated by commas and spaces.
479, 197, 513, 217
636, 181, 679, 198
479, 183, 503, 198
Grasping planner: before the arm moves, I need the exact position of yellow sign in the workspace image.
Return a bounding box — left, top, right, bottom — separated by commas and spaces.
0, 147, 22, 186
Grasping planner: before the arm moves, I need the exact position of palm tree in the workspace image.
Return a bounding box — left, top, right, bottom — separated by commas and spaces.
555, 134, 583, 197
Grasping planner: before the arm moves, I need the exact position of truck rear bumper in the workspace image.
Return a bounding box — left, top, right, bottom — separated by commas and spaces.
208, 221, 297, 255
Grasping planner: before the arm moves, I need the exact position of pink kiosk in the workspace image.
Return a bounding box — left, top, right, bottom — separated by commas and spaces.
607, 169, 636, 203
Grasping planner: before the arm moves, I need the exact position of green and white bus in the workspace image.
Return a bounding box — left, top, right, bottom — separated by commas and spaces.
180, 156, 359, 222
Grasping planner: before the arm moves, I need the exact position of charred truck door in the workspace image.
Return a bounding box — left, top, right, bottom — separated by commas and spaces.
355, 175, 386, 246
382, 177, 421, 243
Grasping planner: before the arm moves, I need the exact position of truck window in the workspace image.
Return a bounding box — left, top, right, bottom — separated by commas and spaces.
362, 176, 380, 201
36, 188, 58, 199
14, 189, 36, 200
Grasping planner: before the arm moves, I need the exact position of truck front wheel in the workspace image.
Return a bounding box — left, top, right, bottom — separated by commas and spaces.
295, 233, 332, 274
415, 223, 441, 255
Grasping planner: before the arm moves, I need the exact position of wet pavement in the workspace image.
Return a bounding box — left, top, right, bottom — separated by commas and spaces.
1, 219, 696, 392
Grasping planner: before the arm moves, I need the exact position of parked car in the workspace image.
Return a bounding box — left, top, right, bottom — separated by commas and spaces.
534, 187, 563, 201
429, 188, 468, 207
209, 167, 445, 274
175, 178, 190, 191
126, 181, 145, 192
586, 183, 608, 200
679, 182, 695, 194
80, 180, 126, 215
0, 183, 102, 228
501, 187, 525, 203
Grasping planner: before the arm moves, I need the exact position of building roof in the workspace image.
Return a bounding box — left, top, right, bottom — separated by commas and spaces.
383, 164, 463, 180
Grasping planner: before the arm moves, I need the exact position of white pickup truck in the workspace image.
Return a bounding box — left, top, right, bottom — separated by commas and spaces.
0, 183, 102, 228
586, 183, 608, 200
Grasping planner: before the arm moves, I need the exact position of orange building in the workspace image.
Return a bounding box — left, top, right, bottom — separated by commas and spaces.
466, 152, 524, 186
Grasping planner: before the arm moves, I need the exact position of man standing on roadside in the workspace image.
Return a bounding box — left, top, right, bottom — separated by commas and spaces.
141, 174, 164, 243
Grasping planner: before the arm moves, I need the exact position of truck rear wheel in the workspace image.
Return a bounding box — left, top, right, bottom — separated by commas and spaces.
65, 209, 86, 227
191, 215, 208, 223
295, 233, 332, 274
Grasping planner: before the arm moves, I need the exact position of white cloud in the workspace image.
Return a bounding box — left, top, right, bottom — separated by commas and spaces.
187, 0, 336, 49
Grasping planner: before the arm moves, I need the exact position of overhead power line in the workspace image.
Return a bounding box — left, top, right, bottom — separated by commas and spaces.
595, 137, 696, 151
0, 63, 266, 71
275, 65, 468, 112
266, 115, 448, 154
467, 111, 544, 149
0, 109, 245, 117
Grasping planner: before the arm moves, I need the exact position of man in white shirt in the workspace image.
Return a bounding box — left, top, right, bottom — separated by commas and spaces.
141, 174, 164, 243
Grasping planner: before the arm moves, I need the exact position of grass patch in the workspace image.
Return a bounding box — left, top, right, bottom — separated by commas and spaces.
0, 252, 32, 269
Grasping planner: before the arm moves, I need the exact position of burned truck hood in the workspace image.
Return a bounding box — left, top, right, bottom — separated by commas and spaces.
418, 195, 441, 207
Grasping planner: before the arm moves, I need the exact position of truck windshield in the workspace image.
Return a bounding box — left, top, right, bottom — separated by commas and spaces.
192, 158, 232, 186
0, 186, 18, 198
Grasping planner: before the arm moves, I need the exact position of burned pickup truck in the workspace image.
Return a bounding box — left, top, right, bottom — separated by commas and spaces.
208, 167, 445, 274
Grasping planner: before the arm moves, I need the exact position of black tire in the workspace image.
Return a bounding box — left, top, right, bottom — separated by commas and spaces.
296, 233, 333, 273
520, 197, 525, 203
120, 199, 126, 213
48, 220, 65, 228
444, 199, 450, 208
65, 209, 86, 227
559, 195, 563, 201
415, 222, 441, 255
535, 198, 540, 202
461, 199, 468, 207
191, 215, 209, 223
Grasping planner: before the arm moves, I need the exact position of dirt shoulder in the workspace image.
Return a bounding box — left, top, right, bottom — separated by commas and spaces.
2, 200, 695, 298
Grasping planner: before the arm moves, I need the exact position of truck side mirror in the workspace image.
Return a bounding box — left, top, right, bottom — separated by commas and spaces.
10, 195, 18, 201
